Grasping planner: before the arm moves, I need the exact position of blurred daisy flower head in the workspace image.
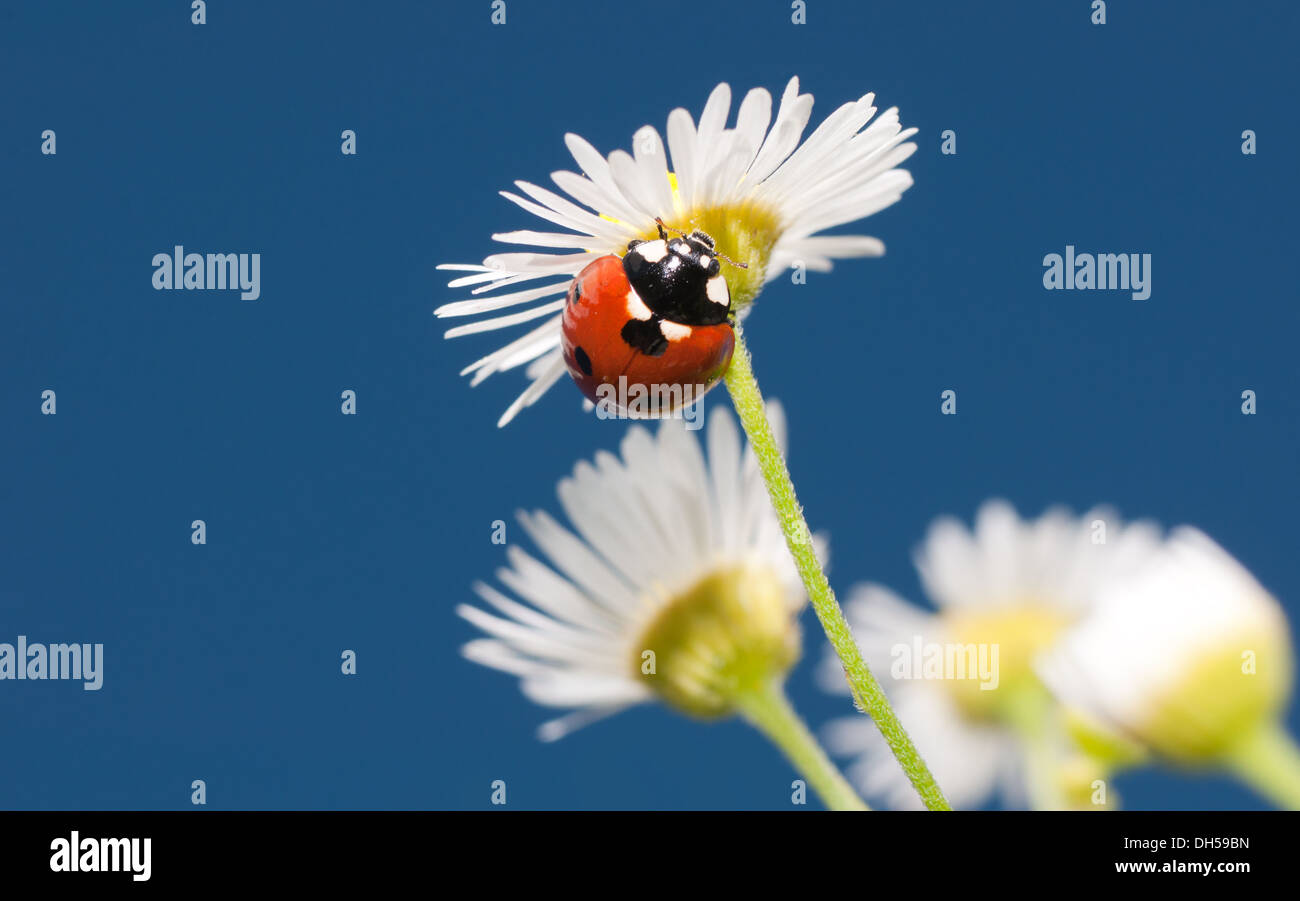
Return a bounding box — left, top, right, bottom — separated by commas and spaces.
819, 500, 1162, 809
436, 78, 918, 425
1038, 528, 1293, 768
457, 402, 821, 740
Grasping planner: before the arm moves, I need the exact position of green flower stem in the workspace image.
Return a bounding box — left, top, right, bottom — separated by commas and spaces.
1224, 720, 1300, 810
723, 322, 951, 811
736, 680, 869, 811
1000, 682, 1068, 810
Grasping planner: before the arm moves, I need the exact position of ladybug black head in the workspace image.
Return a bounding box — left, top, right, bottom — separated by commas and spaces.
623, 228, 729, 327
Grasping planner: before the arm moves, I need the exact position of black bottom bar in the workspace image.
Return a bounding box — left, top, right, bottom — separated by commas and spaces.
0, 810, 1285, 887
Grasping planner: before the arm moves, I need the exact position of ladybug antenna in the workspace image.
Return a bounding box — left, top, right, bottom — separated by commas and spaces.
713, 249, 749, 270
653, 217, 748, 270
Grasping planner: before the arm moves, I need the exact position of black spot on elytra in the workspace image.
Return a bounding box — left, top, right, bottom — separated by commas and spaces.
573, 345, 593, 376
568, 279, 583, 307
620, 317, 668, 357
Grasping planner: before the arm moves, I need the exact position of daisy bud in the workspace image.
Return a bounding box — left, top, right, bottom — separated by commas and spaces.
457, 403, 810, 739
1038, 528, 1293, 764
634, 561, 802, 718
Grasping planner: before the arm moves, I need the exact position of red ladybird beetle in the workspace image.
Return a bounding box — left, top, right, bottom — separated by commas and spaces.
561, 220, 740, 415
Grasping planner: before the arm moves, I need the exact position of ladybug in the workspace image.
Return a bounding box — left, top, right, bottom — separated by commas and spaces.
561, 220, 738, 414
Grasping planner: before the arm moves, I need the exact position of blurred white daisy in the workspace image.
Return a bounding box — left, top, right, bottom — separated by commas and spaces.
1038, 528, 1297, 791
458, 403, 816, 741
819, 500, 1163, 809
436, 77, 918, 425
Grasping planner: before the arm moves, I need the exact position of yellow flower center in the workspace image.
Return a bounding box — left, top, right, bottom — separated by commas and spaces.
600, 172, 785, 311
632, 562, 801, 718
634, 202, 784, 311
938, 604, 1072, 721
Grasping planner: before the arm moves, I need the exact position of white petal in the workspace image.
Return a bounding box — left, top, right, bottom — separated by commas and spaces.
665, 107, 699, 209
496, 353, 568, 426
442, 298, 565, 339
458, 316, 561, 383
779, 235, 885, 261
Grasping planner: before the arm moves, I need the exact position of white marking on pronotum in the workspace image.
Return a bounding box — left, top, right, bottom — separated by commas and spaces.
705, 275, 729, 305
625, 290, 653, 320
659, 320, 692, 341
635, 240, 668, 263
698, 254, 712, 268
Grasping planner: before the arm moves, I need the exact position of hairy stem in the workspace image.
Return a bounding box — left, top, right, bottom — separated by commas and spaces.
723, 323, 951, 811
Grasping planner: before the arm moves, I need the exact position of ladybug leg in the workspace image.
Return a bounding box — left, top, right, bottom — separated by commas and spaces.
617, 346, 640, 379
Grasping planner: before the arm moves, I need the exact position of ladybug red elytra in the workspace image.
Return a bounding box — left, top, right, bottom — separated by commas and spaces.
561, 220, 739, 414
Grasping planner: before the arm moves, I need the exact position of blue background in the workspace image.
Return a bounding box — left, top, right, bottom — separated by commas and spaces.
1, 1, 1296, 810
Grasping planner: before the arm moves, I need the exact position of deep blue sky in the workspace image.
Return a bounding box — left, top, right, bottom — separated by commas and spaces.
1, 1, 1297, 810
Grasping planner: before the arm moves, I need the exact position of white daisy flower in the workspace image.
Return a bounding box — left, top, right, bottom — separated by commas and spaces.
819, 500, 1163, 809
458, 403, 815, 741
1037, 527, 1294, 767
436, 77, 918, 425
